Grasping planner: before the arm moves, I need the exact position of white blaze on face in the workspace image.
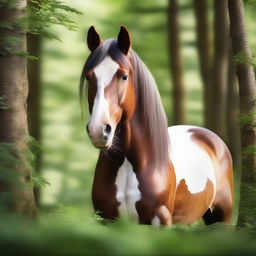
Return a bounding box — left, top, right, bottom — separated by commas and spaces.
89, 56, 119, 130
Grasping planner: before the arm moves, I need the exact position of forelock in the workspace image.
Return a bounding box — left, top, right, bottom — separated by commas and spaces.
84, 39, 129, 73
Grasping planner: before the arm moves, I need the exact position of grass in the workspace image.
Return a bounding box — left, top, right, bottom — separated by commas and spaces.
0, 209, 256, 256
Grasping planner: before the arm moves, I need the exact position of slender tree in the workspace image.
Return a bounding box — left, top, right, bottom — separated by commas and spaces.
228, 0, 256, 228
27, 0, 42, 207
167, 0, 186, 124
27, 32, 42, 206
226, 42, 241, 169
0, 0, 37, 216
193, 0, 212, 128
211, 0, 229, 139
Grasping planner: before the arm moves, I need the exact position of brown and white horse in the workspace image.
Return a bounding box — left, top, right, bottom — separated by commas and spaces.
80, 26, 234, 225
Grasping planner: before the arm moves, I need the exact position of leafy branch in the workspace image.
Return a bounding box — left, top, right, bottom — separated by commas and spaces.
27, 136, 50, 188
25, 0, 82, 40
0, 0, 82, 56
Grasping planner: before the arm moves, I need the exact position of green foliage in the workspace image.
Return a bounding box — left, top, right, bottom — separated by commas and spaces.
0, 0, 18, 8
0, 212, 256, 256
0, 136, 48, 213
0, 21, 16, 30
32, 173, 50, 189
239, 111, 256, 232
26, 0, 82, 40
93, 211, 104, 222
0, 139, 44, 191
0, 37, 37, 58
0, 135, 49, 191
233, 51, 256, 67
13, 50, 38, 59
0, 0, 82, 56
27, 136, 50, 189
0, 35, 21, 56
239, 111, 256, 128
242, 145, 256, 159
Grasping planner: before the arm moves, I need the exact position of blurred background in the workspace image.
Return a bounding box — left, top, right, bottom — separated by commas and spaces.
36, 0, 255, 214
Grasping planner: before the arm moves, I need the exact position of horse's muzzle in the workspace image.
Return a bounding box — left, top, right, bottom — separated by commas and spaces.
86, 122, 113, 149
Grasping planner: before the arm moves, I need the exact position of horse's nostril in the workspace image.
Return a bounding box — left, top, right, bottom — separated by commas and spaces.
104, 124, 112, 134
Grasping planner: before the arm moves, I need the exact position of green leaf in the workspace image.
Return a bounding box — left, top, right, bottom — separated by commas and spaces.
32, 173, 50, 188
239, 111, 256, 128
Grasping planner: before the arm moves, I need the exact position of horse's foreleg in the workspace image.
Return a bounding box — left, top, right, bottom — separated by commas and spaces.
92, 194, 119, 220
154, 205, 172, 226
136, 200, 172, 226
92, 151, 124, 221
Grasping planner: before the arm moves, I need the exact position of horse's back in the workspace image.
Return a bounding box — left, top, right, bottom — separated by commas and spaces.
168, 125, 233, 224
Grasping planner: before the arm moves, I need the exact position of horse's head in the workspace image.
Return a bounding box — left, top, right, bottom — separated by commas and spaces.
82, 26, 135, 149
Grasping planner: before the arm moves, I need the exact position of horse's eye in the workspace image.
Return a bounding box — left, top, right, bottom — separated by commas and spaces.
121, 74, 128, 81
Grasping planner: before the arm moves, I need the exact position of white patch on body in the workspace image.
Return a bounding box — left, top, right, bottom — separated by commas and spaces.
151, 216, 161, 226
89, 56, 119, 131
168, 125, 216, 194
115, 158, 141, 220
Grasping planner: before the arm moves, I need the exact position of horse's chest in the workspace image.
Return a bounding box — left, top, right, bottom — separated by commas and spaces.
115, 158, 141, 220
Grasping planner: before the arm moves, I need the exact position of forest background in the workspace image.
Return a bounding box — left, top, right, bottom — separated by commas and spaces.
0, 0, 256, 255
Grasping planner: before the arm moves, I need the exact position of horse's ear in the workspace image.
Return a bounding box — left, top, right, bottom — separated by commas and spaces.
87, 26, 102, 52
117, 26, 131, 55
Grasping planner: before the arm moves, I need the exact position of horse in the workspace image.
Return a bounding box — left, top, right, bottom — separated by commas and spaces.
80, 26, 234, 225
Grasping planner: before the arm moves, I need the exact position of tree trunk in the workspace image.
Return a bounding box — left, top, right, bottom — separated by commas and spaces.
193, 0, 212, 128
0, 0, 37, 216
228, 0, 256, 228
226, 42, 241, 169
211, 0, 229, 139
167, 0, 186, 124
27, 32, 42, 207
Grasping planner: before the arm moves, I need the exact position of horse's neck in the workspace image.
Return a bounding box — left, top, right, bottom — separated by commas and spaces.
122, 113, 154, 171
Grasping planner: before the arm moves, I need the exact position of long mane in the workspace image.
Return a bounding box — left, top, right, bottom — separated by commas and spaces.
80, 39, 169, 170
129, 50, 169, 169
